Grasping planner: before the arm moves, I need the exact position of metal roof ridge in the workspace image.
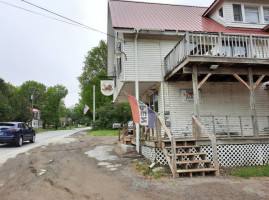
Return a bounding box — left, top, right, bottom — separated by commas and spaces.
110, 0, 208, 8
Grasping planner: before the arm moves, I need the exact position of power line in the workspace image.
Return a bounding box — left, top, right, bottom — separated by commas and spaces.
0, 1, 86, 29
20, 0, 120, 41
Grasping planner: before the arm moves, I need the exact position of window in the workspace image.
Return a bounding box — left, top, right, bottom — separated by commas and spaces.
245, 6, 260, 23
233, 4, 243, 21
149, 91, 158, 112
264, 7, 269, 24
219, 7, 223, 17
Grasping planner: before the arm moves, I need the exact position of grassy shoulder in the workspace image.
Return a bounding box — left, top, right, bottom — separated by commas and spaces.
34, 126, 76, 133
229, 165, 269, 178
86, 129, 119, 136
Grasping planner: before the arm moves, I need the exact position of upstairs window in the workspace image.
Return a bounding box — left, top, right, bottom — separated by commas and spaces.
264, 7, 269, 24
219, 7, 224, 17
245, 6, 260, 23
233, 4, 243, 21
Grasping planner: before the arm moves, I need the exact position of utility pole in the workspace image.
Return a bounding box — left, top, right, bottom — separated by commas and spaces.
93, 85, 95, 121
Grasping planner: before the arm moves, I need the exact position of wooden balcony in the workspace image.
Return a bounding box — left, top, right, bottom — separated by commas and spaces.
164, 32, 269, 81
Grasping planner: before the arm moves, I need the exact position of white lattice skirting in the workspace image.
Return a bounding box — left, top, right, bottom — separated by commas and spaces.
142, 143, 269, 167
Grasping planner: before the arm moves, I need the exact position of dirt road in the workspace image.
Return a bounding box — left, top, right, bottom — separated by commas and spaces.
0, 131, 268, 200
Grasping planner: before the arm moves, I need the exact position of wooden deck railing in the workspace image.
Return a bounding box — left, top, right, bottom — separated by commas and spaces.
164, 32, 269, 75
192, 115, 220, 176
200, 115, 269, 137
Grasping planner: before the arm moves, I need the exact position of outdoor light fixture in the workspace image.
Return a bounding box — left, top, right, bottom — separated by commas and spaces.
210, 64, 219, 70
115, 44, 127, 60
264, 82, 269, 90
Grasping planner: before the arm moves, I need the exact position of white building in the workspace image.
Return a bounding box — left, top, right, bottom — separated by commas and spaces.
107, 0, 269, 177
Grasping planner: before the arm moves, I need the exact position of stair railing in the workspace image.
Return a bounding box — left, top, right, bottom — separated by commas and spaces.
156, 115, 178, 178
192, 115, 220, 176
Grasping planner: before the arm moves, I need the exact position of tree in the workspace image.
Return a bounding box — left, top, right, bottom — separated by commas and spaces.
92, 102, 132, 129
78, 40, 112, 110
19, 81, 46, 110
0, 78, 30, 122
41, 85, 68, 129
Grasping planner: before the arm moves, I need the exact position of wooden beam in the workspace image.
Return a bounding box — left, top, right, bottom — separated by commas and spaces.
198, 73, 212, 89
192, 66, 200, 119
254, 75, 266, 89
233, 74, 250, 90
192, 65, 201, 139
248, 67, 259, 137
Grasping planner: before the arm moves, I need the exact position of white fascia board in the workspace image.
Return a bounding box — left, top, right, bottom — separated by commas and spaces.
115, 28, 185, 36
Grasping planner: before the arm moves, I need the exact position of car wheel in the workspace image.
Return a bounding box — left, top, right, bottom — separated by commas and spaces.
30, 135, 35, 143
16, 136, 23, 147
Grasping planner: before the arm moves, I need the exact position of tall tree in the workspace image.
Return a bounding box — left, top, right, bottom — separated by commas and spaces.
19, 80, 46, 109
42, 85, 68, 129
78, 40, 112, 110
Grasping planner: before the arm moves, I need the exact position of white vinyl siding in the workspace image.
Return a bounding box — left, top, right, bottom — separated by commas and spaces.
163, 81, 269, 138
223, 0, 269, 28
124, 39, 178, 82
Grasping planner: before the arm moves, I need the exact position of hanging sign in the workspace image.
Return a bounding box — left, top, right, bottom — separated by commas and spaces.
100, 80, 114, 96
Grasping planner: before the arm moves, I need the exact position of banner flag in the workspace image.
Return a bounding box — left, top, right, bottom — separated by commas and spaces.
127, 93, 156, 128
83, 104, 90, 115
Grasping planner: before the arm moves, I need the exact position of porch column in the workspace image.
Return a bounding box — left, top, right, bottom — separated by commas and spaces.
192, 65, 200, 119
248, 67, 259, 137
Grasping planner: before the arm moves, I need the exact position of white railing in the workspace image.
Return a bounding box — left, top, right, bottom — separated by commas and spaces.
164, 32, 269, 75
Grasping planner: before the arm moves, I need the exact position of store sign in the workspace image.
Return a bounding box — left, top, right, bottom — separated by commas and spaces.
100, 80, 114, 96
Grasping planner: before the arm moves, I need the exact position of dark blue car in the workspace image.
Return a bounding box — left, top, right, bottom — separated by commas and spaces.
0, 122, 35, 147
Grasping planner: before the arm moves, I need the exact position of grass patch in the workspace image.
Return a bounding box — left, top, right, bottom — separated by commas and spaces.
86, 129, 119, 136
135, 163, 170, 178
229, 165, 269, 178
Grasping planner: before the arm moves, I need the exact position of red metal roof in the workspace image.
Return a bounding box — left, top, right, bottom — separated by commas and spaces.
109, 0, 269, 35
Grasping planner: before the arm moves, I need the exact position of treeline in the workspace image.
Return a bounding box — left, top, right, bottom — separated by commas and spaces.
0, 78, 68, 129
78, 40, 132, 129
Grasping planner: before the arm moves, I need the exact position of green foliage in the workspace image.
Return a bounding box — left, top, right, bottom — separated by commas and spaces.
0, 77, 69, 128
78, 40, 112, 110
0, 78, 31, 122
18, 80, 46, 110
41, 85, 68, 129
92, 102, 132, 129
71, 103, 90, 125
229, 165, 269, 178
86, 129, 119, 136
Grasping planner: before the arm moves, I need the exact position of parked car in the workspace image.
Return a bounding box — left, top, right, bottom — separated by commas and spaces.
0, 122, 35, 147
127, 121, 133, 135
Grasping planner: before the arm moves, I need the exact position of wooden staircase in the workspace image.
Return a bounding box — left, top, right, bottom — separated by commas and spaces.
156, 115, 220, 178
161, 139, 218, 178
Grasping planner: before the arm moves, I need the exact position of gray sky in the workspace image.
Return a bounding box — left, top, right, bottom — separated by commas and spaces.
0, 0, 213, 108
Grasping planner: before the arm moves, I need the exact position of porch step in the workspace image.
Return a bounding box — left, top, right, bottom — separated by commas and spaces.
176, 160, 211, 164
177, 168, 217, 177
164, 145, 200, 149
168, 152, 206, 157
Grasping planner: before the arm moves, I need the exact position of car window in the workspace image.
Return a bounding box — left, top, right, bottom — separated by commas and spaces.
24, 123, 29, 129
0, 123, 15, 129
18, 124, 24, 129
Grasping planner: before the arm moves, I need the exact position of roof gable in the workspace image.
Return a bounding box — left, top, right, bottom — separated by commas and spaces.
109, 0, 269, 35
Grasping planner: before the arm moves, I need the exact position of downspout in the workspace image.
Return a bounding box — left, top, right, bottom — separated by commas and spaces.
135, 28, 140, 153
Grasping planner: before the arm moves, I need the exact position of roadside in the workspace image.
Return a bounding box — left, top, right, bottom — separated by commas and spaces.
0, 132, 268, 200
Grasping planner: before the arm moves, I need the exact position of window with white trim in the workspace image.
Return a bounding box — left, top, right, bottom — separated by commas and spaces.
219, 7, 223, 18
244, 6, 260, 23
264, 7, 269, 24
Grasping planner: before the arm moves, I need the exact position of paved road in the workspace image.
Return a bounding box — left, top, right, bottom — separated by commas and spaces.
0, 127, 90, 166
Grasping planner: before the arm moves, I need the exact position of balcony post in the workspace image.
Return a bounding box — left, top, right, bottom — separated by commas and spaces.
249, 35, 253, 58
218, 32, 222, 56
192, 65, 201, 138
186, 31, 190, 56
248, 67, 259, 137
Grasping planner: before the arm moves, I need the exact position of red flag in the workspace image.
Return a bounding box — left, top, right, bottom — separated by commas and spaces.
127, 94, 140, 124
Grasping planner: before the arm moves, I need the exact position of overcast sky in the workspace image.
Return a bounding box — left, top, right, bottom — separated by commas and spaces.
0, 0, 213, 108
